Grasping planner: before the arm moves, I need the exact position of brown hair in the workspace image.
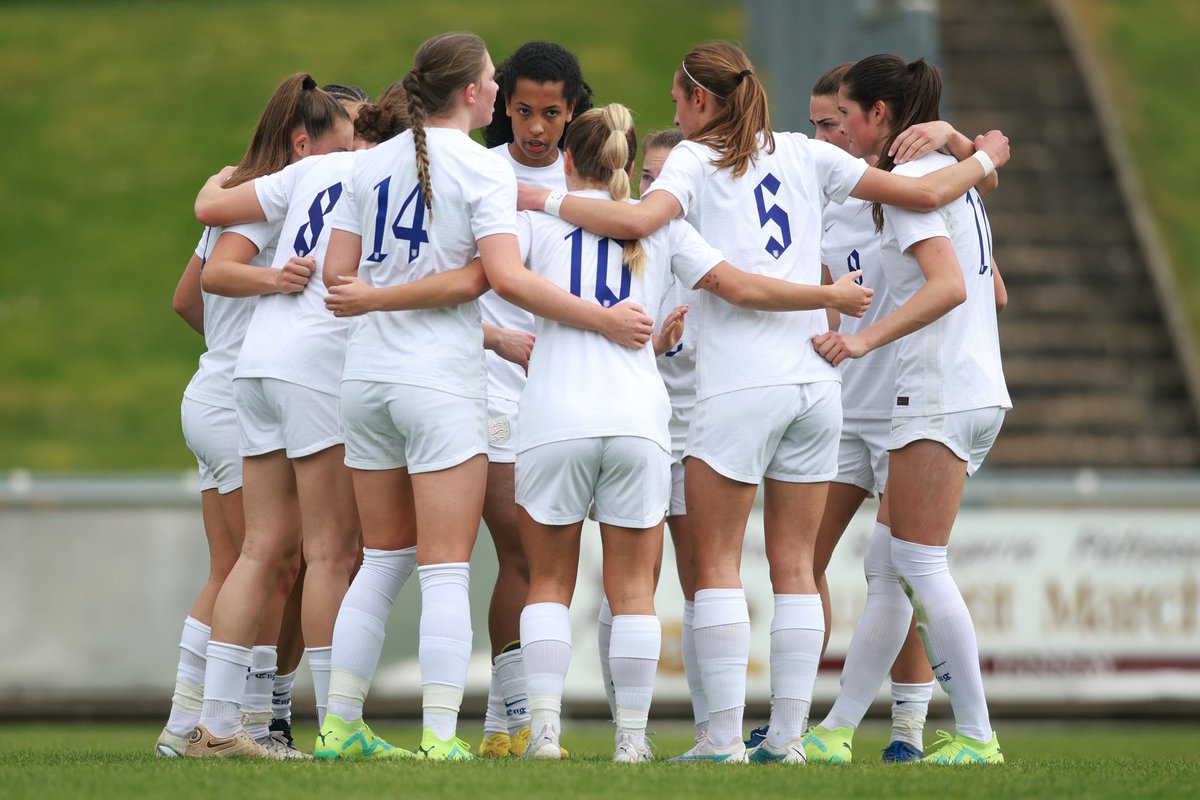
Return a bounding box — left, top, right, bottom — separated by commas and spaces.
642, 128, 684, 154
564, 104, 646, 275
676, 41, 772, 179
811, 61, 855, 97
355, 81, 410, 144
227, 73, 349, 187
401, 32, 489, 218
843, 54, 942, 230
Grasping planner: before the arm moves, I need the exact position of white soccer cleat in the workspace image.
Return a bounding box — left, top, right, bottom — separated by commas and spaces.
669, 732, 748, 763
259, 730, 314, 760
612, 730, 653, 763
154, 728, 188, 758
523, 724, 563, 760
748, 735, 808, 764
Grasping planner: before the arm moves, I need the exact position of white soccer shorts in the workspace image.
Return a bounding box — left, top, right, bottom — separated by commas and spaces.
234, 377, 342, 459
835, 416, 891, 496
181, 397, 242, 494
341, 380, 487, 473
516, 436, 671, 528
685, 381, 842, 484
889, 406, 1007, 477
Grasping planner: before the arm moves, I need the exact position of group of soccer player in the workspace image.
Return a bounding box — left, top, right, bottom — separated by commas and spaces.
159, 30, 1012, 766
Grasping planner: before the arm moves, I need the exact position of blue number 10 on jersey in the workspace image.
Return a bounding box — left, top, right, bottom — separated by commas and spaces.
565, 227, 631, 307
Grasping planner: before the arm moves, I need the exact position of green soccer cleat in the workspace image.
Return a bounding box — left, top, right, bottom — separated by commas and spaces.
920, 730, 1004, 765
416, 729, 475, 761
314, 714, 414, 761
802, 725, 854, 764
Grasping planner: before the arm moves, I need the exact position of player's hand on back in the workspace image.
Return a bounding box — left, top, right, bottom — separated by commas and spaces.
276, 255, 314, 294
653, 304, 688, 356
603, 302, 655, 349
828, 269, 874, 317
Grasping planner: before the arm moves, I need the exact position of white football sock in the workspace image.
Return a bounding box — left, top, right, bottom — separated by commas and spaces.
242, 645, 277, 742
824, 523, 913, 731
483, 662, 508, 737
418, 563, 472, 740
165, 616, 209, 737
765, 594, 823, 749
597, 596, 616, 721
610, 615, 660, 741
496, 647, 531, 735
521, 602, 572, 737
199, 640, 253, 738
327, 547, 416, 723
891, 537, 992, 742
272, 670, 295, 724
680, 600, 709, 736
692, 588, 750, 749
305, 646, 331, 727
891, 680, 933, 749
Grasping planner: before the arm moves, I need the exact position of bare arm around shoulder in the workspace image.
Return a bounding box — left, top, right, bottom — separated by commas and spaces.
479, 232, 653, 349
518, 183, 682, 240
850, 130, 1009, 211
194, 167, 266, 227
888, 121, 999, 197
322, 229, 489, 317
812, 236, 966, 366
694, 261, 872, 317
202, 232, 311, 297
172, 253, 205, 335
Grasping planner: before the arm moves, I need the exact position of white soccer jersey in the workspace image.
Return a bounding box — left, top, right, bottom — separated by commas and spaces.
515, 190, 724, 453
332, 128, 517, 398
648, 133, 869, 400
234, 151, 355, 395
820, 196, 896, 419
881, 152, 1012, 416
183, 222, 278, 409
478, 145, 566, 402
655, 274, 699, 453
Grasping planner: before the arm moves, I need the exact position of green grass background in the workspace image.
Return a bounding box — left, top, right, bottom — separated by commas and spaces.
1, 722, 1197, 800
2, 1, 1197, 470
1066, 0, 1200, 356
0, 0, 738, 470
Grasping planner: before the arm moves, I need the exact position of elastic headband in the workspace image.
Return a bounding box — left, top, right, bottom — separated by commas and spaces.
681, 60, 725, 100
681, 62, 755, 99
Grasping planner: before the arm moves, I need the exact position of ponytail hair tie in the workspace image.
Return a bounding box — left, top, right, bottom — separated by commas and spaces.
737, 69, 753, 83
302, 76, 318, 90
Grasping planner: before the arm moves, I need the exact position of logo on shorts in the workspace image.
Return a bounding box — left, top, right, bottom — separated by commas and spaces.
488, 415, 511, 446
896, 396, 909, 407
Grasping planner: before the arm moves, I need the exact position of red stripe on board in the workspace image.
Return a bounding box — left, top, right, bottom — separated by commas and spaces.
818, 656, 1200, 673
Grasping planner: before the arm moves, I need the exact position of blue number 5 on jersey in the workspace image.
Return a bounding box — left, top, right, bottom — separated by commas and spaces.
754, 173, 792, 259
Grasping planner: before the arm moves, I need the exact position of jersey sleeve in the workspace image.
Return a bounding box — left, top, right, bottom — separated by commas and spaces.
195, 227, 212, 259
885, 161, 951, 253
253, 160, 303, 224
469, 155, 518, 241
809, 137, 870, 205
666, 218, 725, 290
646, 142, 707, 218
329, 163, 361, 236
224, 218, 281, 256
515, 211, 534, 264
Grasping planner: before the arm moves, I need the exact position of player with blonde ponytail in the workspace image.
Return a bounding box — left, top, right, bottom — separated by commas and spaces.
519, 41, 1010, 764
506, 103, 875, 763
319, 33, 660, 761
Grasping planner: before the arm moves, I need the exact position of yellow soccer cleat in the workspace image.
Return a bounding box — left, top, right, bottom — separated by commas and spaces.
479, 731, 512, 758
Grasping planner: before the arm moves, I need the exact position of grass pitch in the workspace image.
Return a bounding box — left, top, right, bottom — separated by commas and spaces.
1, 721, 1196, 800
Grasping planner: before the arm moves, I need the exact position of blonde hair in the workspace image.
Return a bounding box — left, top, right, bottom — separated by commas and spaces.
677, 41, 773, 179
564, 104, 646, 276
401, 32, 489, 218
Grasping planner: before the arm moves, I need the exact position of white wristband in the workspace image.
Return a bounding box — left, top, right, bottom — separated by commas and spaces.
971, 150, 995, 177
544, 190, 566, 217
